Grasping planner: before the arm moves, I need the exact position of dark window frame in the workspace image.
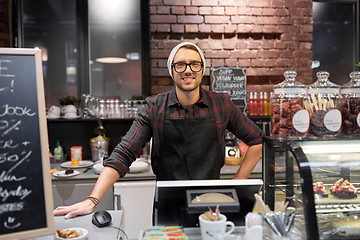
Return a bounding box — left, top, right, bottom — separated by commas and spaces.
11, 0, 151, 99
313, 0, 360, 80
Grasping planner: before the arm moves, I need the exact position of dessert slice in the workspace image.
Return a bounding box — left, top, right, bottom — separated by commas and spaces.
330, 178, 358, 199
65, 169, 74, 175
313, 181, 328, 197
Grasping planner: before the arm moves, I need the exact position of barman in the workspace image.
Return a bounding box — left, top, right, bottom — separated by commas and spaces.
54, 42, 263, 219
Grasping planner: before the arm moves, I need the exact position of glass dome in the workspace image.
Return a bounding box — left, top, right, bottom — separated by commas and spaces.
339, 71, 360, 136
271, 70, 310, 139
307, 71, 341, 138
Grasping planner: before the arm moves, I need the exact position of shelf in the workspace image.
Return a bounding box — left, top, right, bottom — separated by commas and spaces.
47, 117, 135, 122
248, 115, 270, 121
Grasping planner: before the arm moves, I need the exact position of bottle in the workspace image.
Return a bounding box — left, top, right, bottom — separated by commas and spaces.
264, 92, 270, 116
248, 92, 254, 116
258, 92, 264, 116
54, 140, 64, 162
253, 92, 258, 115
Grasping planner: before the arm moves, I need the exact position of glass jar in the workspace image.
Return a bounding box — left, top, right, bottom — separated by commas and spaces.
339, 71, 360, 136
271, 70, 310, 139
307, 71, 341, 137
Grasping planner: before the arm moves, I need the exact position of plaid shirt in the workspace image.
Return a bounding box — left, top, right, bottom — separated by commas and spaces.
104, 87, 263, 177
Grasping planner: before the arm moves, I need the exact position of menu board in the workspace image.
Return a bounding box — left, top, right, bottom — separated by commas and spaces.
0, 49, 54, 239
210, 67, 247, 114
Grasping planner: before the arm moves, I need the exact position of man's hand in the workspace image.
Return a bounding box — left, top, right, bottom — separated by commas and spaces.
53, 199, 95, 219
53, 167, 120, 219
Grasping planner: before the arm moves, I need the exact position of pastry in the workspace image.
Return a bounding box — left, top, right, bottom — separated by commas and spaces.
65, 169, 74, 175
313, 181, 328, 197
271, 98, 308, 137
330, 178, 358, 199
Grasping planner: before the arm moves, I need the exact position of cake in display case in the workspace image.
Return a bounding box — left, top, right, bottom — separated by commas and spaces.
262, 136, 360, 240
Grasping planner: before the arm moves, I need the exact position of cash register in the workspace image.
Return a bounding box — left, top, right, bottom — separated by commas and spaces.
154, 179, 263, 227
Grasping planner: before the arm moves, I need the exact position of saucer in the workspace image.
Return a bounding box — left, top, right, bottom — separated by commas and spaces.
63, 115, 81, 119
47, 115, 60, 119
60, 160, 94, 169
53, 170, 80, 178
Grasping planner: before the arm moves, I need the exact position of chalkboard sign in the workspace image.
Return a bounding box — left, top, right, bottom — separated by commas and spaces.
0, 49, 54, 239
210, 67, 247, 114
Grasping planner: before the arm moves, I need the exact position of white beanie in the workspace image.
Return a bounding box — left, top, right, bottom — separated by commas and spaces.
167, 42, 206, 79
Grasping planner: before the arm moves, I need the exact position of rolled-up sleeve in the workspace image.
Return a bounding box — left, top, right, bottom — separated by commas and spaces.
227, 98, 263, 146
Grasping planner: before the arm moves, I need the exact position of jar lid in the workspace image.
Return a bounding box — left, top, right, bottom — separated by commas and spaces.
273, 70, 307, 94
340, 71, 360, 94
308, 71, 340, 94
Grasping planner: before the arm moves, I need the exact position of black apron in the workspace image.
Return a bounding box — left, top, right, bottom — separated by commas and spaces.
154, 98, 224, 180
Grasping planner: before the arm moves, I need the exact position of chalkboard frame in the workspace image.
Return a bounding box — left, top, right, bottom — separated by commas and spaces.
0, 48, 54, 239
210, 67, 247, 114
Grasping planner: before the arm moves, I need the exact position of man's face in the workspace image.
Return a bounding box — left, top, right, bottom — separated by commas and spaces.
172, 47, 203, 93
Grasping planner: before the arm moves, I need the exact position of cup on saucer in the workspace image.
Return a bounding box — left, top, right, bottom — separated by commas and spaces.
62, 104, 77, 114
64, 111, 78, 119
47, 106, 61, 119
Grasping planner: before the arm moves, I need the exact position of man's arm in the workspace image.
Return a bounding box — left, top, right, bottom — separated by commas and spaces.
53, 166, 119, 219
53, 99, 154, 219
233, 143, 262, 179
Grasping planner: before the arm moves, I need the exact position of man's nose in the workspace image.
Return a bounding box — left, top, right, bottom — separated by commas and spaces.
184, 64, 192, 73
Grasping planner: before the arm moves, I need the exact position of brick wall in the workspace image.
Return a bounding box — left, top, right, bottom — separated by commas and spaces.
0, 0, 314, 95
0, 0, 11, 47
150, 0, 313, 94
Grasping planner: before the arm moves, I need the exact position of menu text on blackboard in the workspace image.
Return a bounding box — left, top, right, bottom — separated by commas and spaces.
0, 48, 54, 240
210, 67, 247, 114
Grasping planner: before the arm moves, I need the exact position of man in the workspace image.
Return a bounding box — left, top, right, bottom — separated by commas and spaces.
53, 42, 263, 219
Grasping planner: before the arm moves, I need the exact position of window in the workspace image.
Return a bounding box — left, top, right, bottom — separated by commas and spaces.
13, 0, 150, 107
312, 1, 359, 85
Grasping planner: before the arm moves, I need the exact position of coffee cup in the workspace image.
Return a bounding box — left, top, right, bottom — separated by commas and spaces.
47, 106, 61, 118
199, 213, 235, 240
62, 104, 77, 114
64, 111, 77, 118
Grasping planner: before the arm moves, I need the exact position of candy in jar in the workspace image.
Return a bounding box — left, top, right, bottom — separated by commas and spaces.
339, 71, 360, 136
307, 71, 341, 137
271, 70, 310, 139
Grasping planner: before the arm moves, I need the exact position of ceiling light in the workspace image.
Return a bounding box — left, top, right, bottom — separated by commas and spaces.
96, 57, 128, 64
126, 52, 140, 60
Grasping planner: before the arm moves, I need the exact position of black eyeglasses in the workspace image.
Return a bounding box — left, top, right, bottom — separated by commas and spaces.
172, 61, 204, 73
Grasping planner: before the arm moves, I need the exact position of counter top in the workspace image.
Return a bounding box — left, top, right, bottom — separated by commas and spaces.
50, 160, 262, 182
51, 162, 156, 182
33, 210, 123, 240
31, 210, 247, 240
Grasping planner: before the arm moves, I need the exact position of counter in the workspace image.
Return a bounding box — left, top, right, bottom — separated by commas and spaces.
50, 159, 263, 182
50, 160, 262, 239
31, 209, 247, 240
33, 210, 123, 240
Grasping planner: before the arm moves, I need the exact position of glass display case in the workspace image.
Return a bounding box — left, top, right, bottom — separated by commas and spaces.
262, 136, 360, 240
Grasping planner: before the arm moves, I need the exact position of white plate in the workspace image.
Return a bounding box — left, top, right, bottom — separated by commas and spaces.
129, 161, 148, 173
47, 115, 60, 119
56, 227, 88, 240
60, 160, 94, 169
53, 170, 80, 178
63, 115, 81, 119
